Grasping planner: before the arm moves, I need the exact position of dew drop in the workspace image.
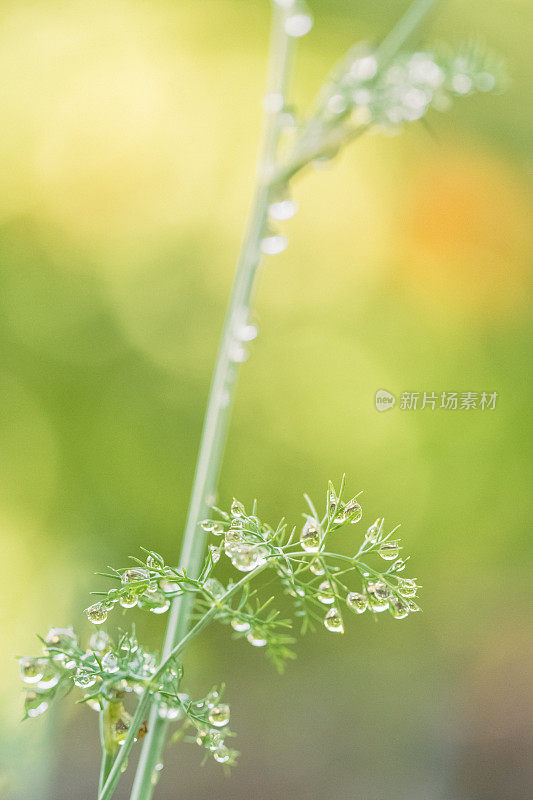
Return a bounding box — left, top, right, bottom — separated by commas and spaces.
309, 559, 325, 576
300, 519, 320, 552
231, 618, 250, 632
350, 55, 378, 82
398, 578, 417, 598
148, 593, 170, 614
324, 607, 344, 633
365, 519, 382, 543
121, 569, 149, 585
345, 498, 362, 524
317, 581, 335, 604
74, 667, 97, 688
25, 691, 49, 718
285, 11, 313, 38
102, 652, 119, 674
120, 591, 138, 609
86, 603, 108, 625
213, 744, 230, 763
262, 91, 284, 113
378, 540, 400, 561
238, 323, 258, 342
20, 658, 46, 685
44, 627, 78, 651
268, 194, 298, 221
90, 631, 112, 653
452, 73, 472, 95
229, 342, 248, 363
146, 552, 164, 569
230, 544, 266, 572
208, 704, 230, 728
260, 232, 288, 255
326, 93, 347, 115
390, 597, 409, 619
246, 631, 267, 647
37, 664, 60, 691
346, 592, 368, 614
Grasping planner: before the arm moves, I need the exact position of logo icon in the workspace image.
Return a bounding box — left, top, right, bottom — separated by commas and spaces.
375, 389, 396, 412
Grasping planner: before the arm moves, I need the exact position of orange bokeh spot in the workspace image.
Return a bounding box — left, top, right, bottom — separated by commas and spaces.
397, 146, 532, 320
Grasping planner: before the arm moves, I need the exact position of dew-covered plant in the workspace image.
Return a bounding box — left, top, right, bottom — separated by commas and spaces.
20, 1, 501, 798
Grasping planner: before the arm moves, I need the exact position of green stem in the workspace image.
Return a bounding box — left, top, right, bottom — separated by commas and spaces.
127, 6, 296, 800
98, 710, 115, 794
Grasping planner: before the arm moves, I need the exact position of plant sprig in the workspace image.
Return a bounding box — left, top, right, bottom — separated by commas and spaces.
20, 479, 420, 789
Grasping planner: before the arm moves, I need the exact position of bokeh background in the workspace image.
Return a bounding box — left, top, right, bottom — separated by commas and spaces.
2, 0, 532, 798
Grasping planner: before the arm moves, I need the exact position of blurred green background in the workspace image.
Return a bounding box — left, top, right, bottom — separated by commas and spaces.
2, 0, 532, 798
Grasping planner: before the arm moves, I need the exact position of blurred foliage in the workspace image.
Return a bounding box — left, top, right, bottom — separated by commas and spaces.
1, 1, 532, 799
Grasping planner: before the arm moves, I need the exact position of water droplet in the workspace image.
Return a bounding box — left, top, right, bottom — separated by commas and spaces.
327, 482, 337, 517
121, 569, 149, 585
333, 506, 348, 525
86, 603, 108, 625
213, 744, 230, 763
378, 540, 400, 561
120, 590, 138, 609
309, 559, 325, 576
204, 578, 226, 600
231, 499, 246, 517
365, 519, 382, 543
262, 91, 284, 113
300, 519, 320, 552
452, 73, 472, 95
390, 597, 409, 619
374, 581, 390, 599
366, 584, 389, 612
120, 759, 129, 774
20, 658, 46, 685
229, 341, 248, 363
90, 631, 112, 653
285, 11, 313, 38
407, 599, 420, 612
74, 667, 97, 688
324, 607, 344, 633
231, 618, 250, 632
231, 544, 266, 572
36, 663, 60, 691
208, 704, 230, 728
260, 232, 288, 255
326, 93, 347, 115
146, 551, 164, 569
246, 631, 267, 647
148, 593, 170, 614
350, 55, 378, 82
398, 578, 417, 598
345, 498, 362, 524
102, 652, 119, 674
392, 559, 406, 572
346, 592, 368, 614
44, 627, 78, 651
25, 691, 49, 718
224, 529, 244, 554
237, 323, 258, 342
268, 193, 298, 221
317, 581, 335, 604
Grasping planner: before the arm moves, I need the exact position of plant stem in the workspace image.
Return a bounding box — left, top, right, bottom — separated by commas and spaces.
128, 13, 296, 797
98, 711, 114, 794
